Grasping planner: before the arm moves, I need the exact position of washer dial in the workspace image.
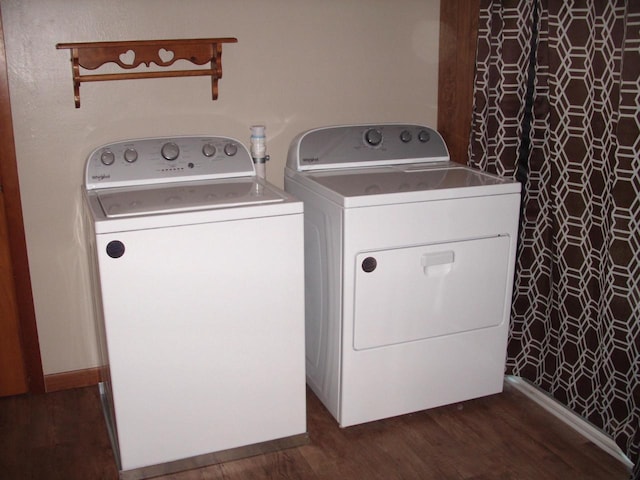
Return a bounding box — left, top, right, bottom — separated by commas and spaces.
202, 143, 217, 158
100, 149, 115, 166
124, 148, 138, 163
224, 142, 238, 156
161, 142, 180, 161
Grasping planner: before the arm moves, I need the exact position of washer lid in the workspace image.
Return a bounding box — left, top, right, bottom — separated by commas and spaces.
96, 178, 286, 218
295, 164, 521, 207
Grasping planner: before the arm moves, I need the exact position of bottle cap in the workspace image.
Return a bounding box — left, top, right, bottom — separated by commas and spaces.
250, 125, 266, 137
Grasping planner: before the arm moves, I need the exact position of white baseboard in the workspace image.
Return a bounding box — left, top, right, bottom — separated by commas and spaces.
505, 375, 634, 470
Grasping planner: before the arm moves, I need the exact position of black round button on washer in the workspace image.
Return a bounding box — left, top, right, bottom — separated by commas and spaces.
362, 256, 377, 273
106, 240, 125, 259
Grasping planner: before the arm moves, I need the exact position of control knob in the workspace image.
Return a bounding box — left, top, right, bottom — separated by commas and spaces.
224, 142, 238, 156
418, 130, 431, 143
400, 130, 412, 143
100, 149, 115, 166
202, 143, 217, 158
161, 142, 180, 161
124, 148, 138, 163
364, 128, 383, 147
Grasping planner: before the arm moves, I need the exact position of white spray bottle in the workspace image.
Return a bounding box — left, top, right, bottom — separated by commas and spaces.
250, 125, 269, 180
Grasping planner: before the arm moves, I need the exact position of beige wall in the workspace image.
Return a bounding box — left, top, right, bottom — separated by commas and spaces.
1, 0, 440, 375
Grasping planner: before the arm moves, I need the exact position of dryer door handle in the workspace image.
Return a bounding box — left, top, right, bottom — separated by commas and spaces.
421, 251, 454, 275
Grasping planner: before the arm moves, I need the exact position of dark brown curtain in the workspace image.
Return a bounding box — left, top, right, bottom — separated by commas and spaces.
470, 0, 640, 476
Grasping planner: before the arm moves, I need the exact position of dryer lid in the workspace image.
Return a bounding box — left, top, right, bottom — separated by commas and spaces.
96, 178, 286, 218
296, 165, 521, 207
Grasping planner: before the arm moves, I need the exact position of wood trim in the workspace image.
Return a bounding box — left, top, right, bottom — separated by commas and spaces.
0, 5, 45, 393
0, 191, 28, 395
438, 0, 481, 165
44, 367, 102, 392
505, 376, 634, 469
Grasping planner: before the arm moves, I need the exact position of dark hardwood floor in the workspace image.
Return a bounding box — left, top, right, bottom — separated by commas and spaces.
0, 381, 630, 480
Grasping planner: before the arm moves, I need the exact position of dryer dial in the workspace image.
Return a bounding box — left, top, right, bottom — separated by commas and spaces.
418, 129, 431, 143
364, 128, 383, 147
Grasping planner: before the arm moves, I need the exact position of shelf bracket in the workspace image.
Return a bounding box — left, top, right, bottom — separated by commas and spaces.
56, 38, 238, 108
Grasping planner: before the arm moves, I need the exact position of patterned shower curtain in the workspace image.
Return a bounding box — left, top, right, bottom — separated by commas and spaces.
469, 0, 640, 476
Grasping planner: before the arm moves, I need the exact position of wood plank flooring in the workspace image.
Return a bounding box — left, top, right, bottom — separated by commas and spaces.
0, 382, 630, 480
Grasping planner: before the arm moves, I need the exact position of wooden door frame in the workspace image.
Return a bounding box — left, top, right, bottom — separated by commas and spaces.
437, 0, 480, 165
0, 5, 45, 393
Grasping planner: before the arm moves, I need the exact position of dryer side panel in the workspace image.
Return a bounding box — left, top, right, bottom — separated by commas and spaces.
285, 177, 343, 421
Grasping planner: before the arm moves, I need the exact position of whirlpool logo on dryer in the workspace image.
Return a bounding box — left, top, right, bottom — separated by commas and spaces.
92, 174, 111, 181
303, 157, 319, 163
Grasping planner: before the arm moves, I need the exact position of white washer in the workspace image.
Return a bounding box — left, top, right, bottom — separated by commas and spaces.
284, 123, 521, 427
83, 136, 307, 479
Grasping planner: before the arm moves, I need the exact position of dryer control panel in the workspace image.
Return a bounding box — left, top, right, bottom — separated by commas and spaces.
287, 124, 450, 172
85, 136, 255, 189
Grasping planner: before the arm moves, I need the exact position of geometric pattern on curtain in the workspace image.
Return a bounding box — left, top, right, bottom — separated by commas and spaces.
469, 1, 640, 475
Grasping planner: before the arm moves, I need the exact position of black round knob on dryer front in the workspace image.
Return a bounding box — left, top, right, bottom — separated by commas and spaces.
106, 240, 125, 259
362, 257, 377, 273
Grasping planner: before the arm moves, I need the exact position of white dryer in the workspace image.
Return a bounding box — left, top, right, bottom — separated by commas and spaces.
84, 136, 307, 479
284, 124, 521, 427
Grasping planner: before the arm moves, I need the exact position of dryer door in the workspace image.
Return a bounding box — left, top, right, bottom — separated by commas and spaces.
353, 235, 511, 350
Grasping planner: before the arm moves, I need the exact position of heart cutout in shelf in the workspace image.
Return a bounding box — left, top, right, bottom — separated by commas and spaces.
119, 49, 135, 65
158, 48, 175, 64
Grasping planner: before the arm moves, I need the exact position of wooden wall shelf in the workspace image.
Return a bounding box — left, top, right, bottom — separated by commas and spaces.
56, 38, 238, 108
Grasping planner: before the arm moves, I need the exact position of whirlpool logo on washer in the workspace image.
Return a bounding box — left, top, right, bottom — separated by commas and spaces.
92, 174, 111, 181
302, 157, 319, 163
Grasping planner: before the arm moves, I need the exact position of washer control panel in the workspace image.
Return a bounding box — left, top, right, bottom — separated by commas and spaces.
85, 136, 255, 189
287, 124, 449, 172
